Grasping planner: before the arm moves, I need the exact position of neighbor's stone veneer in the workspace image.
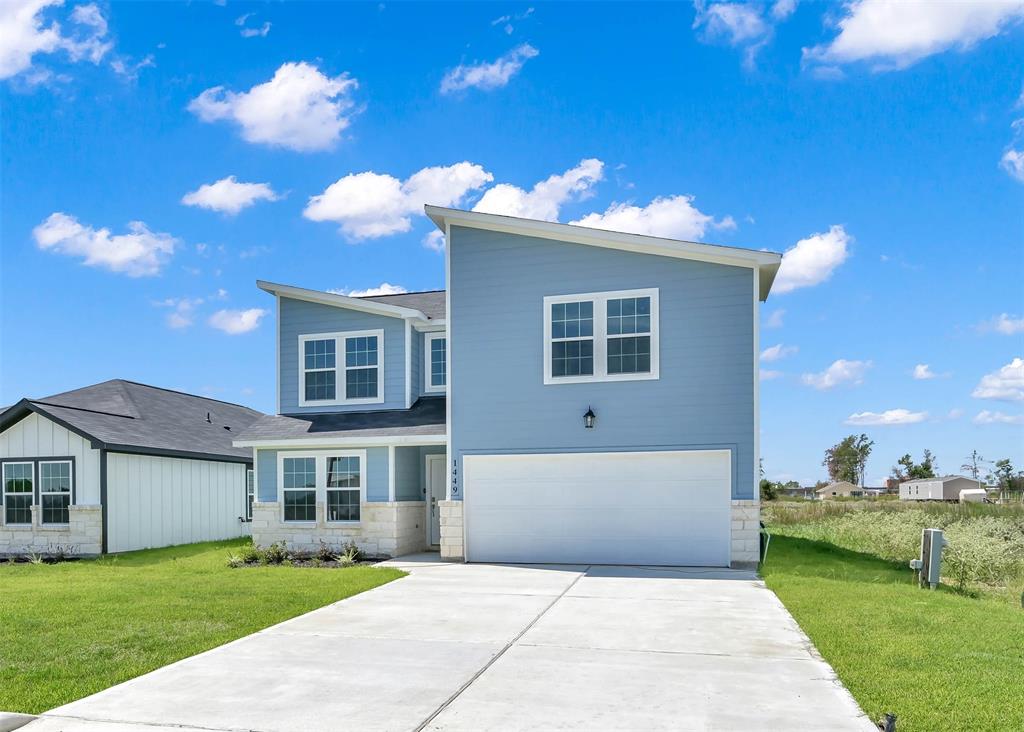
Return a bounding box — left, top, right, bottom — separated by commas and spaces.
251, 500, 426, 558
0, 504, 103, 556
438, 500, 464, 561
731, 499, 761, 566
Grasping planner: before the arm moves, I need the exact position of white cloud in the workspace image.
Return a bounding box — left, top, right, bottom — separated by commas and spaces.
491, 7, 534, 34
328, 283, 408, 298
181, 176, 281, 215
801, 359, 871, 390
208, 308, 267, 335
845, 408, 928, 426
304, 162, 493, 239
773, 225, 851, 294
474, 158, 603, 221
156, 297, 203, 329
973, 409, 1024, 425
764, 309, 785, 328
971, 357, 1024, 401
760, 369, 783, 381
771, 0, 797, 21
692, 0, 797, 68
110, 53, 154, 81
441, 43, 538, 94
980, 313, 1024, 335
189, 62, 358, 152
1001, 148, 1024, 182
913, 363, 936, 380
0, 0, 112, 81
760, 343, 798, 362
570, 193, 734, 241
235, 13, 271, 38
423, 230, 446, 253
33, 212, 176, 276
803, 0, 1024, 71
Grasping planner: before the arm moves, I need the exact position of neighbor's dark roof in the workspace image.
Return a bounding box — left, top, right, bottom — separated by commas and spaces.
357, 290, 446, 319
0, 380, 264, 462
236, 396, 446, 443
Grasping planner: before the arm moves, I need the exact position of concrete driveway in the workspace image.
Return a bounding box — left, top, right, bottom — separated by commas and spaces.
27, 557, 875, 732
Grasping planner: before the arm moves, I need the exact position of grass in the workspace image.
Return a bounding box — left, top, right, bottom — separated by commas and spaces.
0, 538, 405, 714
763, 530, 1024, 731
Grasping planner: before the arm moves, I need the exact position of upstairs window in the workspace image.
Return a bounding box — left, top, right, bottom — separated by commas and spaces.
39, 460, 72, 525
544, 289, 659, 385
299, 330, 384, 406
3, 462, 33, 525
424, 333, 446, 392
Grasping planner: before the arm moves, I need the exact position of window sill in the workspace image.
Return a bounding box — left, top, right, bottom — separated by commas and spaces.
544, 372, 659, 385
39, 523, 71, 529
281, 520, 317, 526
325, 521, 361, 526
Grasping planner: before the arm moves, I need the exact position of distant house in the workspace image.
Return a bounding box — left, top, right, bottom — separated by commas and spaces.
779, 485, 815, 499
815, 480, 863, 499
900, 475, 983, 501
0, 380, 263, 556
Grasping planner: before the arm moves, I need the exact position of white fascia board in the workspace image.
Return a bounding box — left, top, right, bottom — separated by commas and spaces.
234, 434, 447, 449
425, 205, 783, 301
257, 280, 430, 322
413, 320, 446, 332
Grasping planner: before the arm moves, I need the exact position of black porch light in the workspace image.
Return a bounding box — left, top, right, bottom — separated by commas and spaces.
583, 406, 596, 429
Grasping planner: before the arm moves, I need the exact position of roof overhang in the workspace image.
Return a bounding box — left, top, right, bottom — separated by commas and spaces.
233, 434, 447, 449
426, 206, 783, 301
257, 280, 430, 321
0, 399, 103, 447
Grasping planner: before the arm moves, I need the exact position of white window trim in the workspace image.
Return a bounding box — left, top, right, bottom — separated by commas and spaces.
424, 332, 447, 393
3, 461, 34, 526
39, 459, 72, 526
543, 287, 660, 385
245, 468, 255, 521
298, 329, 385, 407
276, 450, 367, 525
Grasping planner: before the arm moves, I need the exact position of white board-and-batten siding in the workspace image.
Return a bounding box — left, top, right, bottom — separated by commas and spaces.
106, 453, 247, 553
0, 412, 101, 503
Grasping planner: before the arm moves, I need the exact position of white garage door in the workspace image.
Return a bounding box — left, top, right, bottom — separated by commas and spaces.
463, 450, 731, 567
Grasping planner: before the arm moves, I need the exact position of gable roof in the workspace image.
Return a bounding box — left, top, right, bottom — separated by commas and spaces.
815, 480, 861, 493
425, 205, 783, 301
358, 290, 446, 319
901, 475, 978, 485
257, 280, 443, 321
0, 380, 264, 462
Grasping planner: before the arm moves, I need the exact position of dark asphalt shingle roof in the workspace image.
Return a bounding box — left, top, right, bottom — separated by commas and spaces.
357, 290, 446, 319
0, 380, 264, 462
236, 396, 446, 442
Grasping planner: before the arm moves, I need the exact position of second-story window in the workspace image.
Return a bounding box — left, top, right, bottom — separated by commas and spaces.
424, 333, 446, 392
299, 329, 385, 406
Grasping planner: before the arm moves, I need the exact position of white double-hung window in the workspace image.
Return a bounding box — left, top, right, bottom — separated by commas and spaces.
3, 462, 33, 525
543, 288, 659, 384
299, 329, 384, 406
39, 460, 72, 525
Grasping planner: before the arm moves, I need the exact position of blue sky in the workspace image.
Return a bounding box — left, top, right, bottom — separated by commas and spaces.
2, 0, 1022, 485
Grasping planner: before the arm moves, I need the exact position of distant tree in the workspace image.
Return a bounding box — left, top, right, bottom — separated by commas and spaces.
759, 478, 778, 501
824, 434, 874, 485
782, 480, 800, 491
987, 459, 1021, 489
960, 450, 989, 480
892, 450, 938, 481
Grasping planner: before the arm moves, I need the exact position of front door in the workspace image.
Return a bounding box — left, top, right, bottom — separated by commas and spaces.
426, 454, 446, 545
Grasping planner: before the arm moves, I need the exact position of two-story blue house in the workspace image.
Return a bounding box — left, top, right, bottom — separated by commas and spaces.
234, 206, 781, 567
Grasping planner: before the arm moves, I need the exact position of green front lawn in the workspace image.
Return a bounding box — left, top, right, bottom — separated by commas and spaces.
0, 539, 405, 714
762, 533, 1024, 732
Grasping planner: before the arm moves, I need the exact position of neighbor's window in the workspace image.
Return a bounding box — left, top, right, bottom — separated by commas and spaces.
3, 462, 33, 525
303, 338, 336, 402
282, 457, 316, 522
326, 456, 360, 522
245, 469, 255, 521
345, 335, 379, 399
39, 460, 72, 525
544, 289, 659, 384
425, 334, 446, 391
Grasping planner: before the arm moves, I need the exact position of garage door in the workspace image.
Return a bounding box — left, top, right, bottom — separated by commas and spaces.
463, 450, 731, 566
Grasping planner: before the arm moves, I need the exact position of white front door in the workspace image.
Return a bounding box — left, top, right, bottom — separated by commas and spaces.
463, 450, 732, 566
426, 454, 446, 545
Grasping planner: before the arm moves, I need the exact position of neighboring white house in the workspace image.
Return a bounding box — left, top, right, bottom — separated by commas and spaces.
899, 475, 983, 501
814, 481, 863, 499
0, 380, 263, 556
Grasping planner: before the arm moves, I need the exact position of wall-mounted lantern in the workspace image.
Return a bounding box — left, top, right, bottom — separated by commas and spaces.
583, 406, 596, 429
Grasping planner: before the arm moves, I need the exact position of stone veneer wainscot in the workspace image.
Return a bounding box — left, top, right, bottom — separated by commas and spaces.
0, 504, 102, 557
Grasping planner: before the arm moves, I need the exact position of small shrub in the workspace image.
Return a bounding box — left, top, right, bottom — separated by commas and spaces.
316, 540, 336, 563
336, 541, 361, 567
262, 541, 289, 565
237, 541, 263, 564
24, 551, 45, 565
226, 554, 245, 568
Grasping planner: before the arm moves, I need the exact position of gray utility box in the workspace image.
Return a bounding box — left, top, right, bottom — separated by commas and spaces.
909, 528, 945, 589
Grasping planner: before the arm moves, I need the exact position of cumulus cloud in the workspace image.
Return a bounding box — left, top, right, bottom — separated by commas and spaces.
773, 225, 851, 294
803, 0, 1024, 71
1, 0, 112, 81
181, 176, 281, 215
304, 162, 493, 239
764, 309, 785, 328
475, 159, 604, 221
423, 230, 446, 253
441, 43, 538, 94
913, 363, 936, 380
236, 13, 271, 38
189, 62, 359, 152
1002, 148, 1024, 182
801, 359, 871, 390
570, 193, 734, 241
979, 313, 1024, 335
760, 343, 798, 362
971, 357, 1024, 401
845, 408, 928, 426
973, 409, 1024, 425
692, 0, 797, 68
156, 297, 203, 329
33, 212, 177, 276
329, 283, 408, 297
208, 308, 267, 334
